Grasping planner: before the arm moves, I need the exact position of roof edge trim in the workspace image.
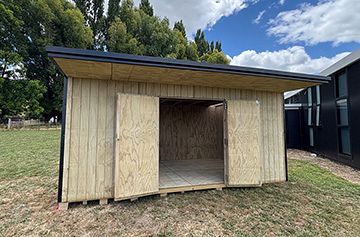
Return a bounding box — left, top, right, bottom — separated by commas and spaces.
46, 46, 330, 84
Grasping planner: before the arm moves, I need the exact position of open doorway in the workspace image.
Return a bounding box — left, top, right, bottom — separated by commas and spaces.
159, 98, 225, 189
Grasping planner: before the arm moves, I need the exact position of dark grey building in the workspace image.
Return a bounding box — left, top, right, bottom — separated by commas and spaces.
285, 49, 360, 169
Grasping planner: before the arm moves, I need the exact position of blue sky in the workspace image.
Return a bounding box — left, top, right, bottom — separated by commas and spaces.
205, 0, 359, 59
133, 0, 360, 73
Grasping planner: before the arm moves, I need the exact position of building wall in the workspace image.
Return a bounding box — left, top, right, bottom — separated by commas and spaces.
62, 77, 286, 202
285, 60, 360, 169
347, 60, 360, 168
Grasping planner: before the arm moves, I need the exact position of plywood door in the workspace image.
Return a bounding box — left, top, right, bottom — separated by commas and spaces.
114, 93, 159, 200
226, 99, 262, 186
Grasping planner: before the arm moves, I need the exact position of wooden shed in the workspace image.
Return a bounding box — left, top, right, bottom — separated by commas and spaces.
47, 46, 329, 206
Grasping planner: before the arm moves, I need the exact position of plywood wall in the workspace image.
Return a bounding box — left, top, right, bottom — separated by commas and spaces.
160, 104, 223, 161
227, 100, 261, 186
114, 94, 159, 199
62, 78, 286, 202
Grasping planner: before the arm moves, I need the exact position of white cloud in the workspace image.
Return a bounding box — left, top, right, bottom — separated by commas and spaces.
267, 0, 360, 45
278, 0, 285, 5
230, 46, 350, 74
127, 0, 257, 36
253, 10, 265, 24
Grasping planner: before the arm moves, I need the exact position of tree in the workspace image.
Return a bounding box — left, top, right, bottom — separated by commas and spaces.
74, 0, 90, 17
215, 41, 222, 52
139, 0, 153, 16
170, 30, 187, 59
1, 0, 230, 122
194, 29, 209, 56
74, 0, 105, 49
173, 20, 186, 38
135, 11, 176, 57
209, 41, 214, 53
200, 49, 229, 65
0, 77, 46, 121
0, 50, 22, 79
107, 17, 143, 54
119, 0, 139, 35
90, 0, 106, 49
107, 0, 120, 24
0, 2, 26, 79
185, 42, 199, 61
1, 0, 93, 120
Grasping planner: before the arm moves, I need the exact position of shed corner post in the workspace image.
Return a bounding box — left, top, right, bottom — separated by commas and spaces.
58, 76, 69, 203
283, 95, 288, 182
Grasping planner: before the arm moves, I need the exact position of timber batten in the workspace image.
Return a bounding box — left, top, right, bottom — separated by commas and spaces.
47, 46, 329, 205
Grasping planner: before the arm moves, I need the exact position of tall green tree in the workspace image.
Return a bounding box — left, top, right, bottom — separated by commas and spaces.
215, 41, 222, 52
170, 29, 187, 59
107, 17, 143, 54
1, 0, 230, 121
0, 2, 25, 79
74, 0, 105, 49
1, 0, 93, 120
139, 0, 153, 16
137, 12, 176, 57
200, 49, 229, 65
0, 77, 46, 121
194, 29, 209, 56
0, 51, 22, 79
185, 42, 199, 61
119, 0, 139, 35
107, 0, 121, 24
173, 20, 186, 38
90, 0, 106, 49
209, 41, 214, 53
74, 0, 90, 17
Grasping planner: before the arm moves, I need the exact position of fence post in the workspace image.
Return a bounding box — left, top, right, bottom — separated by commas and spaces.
7, 118, 11, 129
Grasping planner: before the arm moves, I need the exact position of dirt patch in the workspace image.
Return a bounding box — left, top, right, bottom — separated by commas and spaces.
288, 149, 360, 184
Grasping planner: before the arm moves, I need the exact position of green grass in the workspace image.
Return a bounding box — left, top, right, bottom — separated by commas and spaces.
0, 130, 60, 179
0, 130, 359, 236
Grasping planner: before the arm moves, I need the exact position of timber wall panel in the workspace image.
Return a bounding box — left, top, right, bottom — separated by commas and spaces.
114, 94, 159, 199
160, 104, 223, 161
227, 100, 261, 186
96, 81, 107, 198
63, 79, 286, 202
87, 79, 99, 200
67, 78, 81, 202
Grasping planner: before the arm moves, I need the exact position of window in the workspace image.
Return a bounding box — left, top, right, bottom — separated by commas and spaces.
306, 86, 321, 147
336, 99, 348, 126
307, 88, 314, 146
336, 72, 348, 98
335, 71, 351, 155
307, 88, 312, 126
309, 127, 314, 147
315, 86, 321, 126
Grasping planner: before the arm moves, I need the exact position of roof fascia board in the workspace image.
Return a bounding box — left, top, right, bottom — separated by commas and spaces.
47, 46, 330, 84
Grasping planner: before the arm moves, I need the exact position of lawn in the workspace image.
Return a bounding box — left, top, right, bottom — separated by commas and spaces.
0, 130, 360, 236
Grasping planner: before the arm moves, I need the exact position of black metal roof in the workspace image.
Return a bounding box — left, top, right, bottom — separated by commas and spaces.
46, 46, 330, 84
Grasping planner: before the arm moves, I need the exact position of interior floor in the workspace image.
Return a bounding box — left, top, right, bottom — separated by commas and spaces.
159, 159, 224, 189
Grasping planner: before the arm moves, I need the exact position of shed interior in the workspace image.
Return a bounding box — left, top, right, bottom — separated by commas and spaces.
159, 98, 225, 189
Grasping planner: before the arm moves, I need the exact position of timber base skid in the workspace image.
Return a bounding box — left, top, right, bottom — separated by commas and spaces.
58, 183, 225, 209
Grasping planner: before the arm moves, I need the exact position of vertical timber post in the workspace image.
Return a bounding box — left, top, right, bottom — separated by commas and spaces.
283, 96, 288, 181
58, 77, 68, 203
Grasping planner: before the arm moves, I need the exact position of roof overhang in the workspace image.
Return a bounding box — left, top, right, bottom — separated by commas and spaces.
47, 46, 330, 93
320, 48, 360, 76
